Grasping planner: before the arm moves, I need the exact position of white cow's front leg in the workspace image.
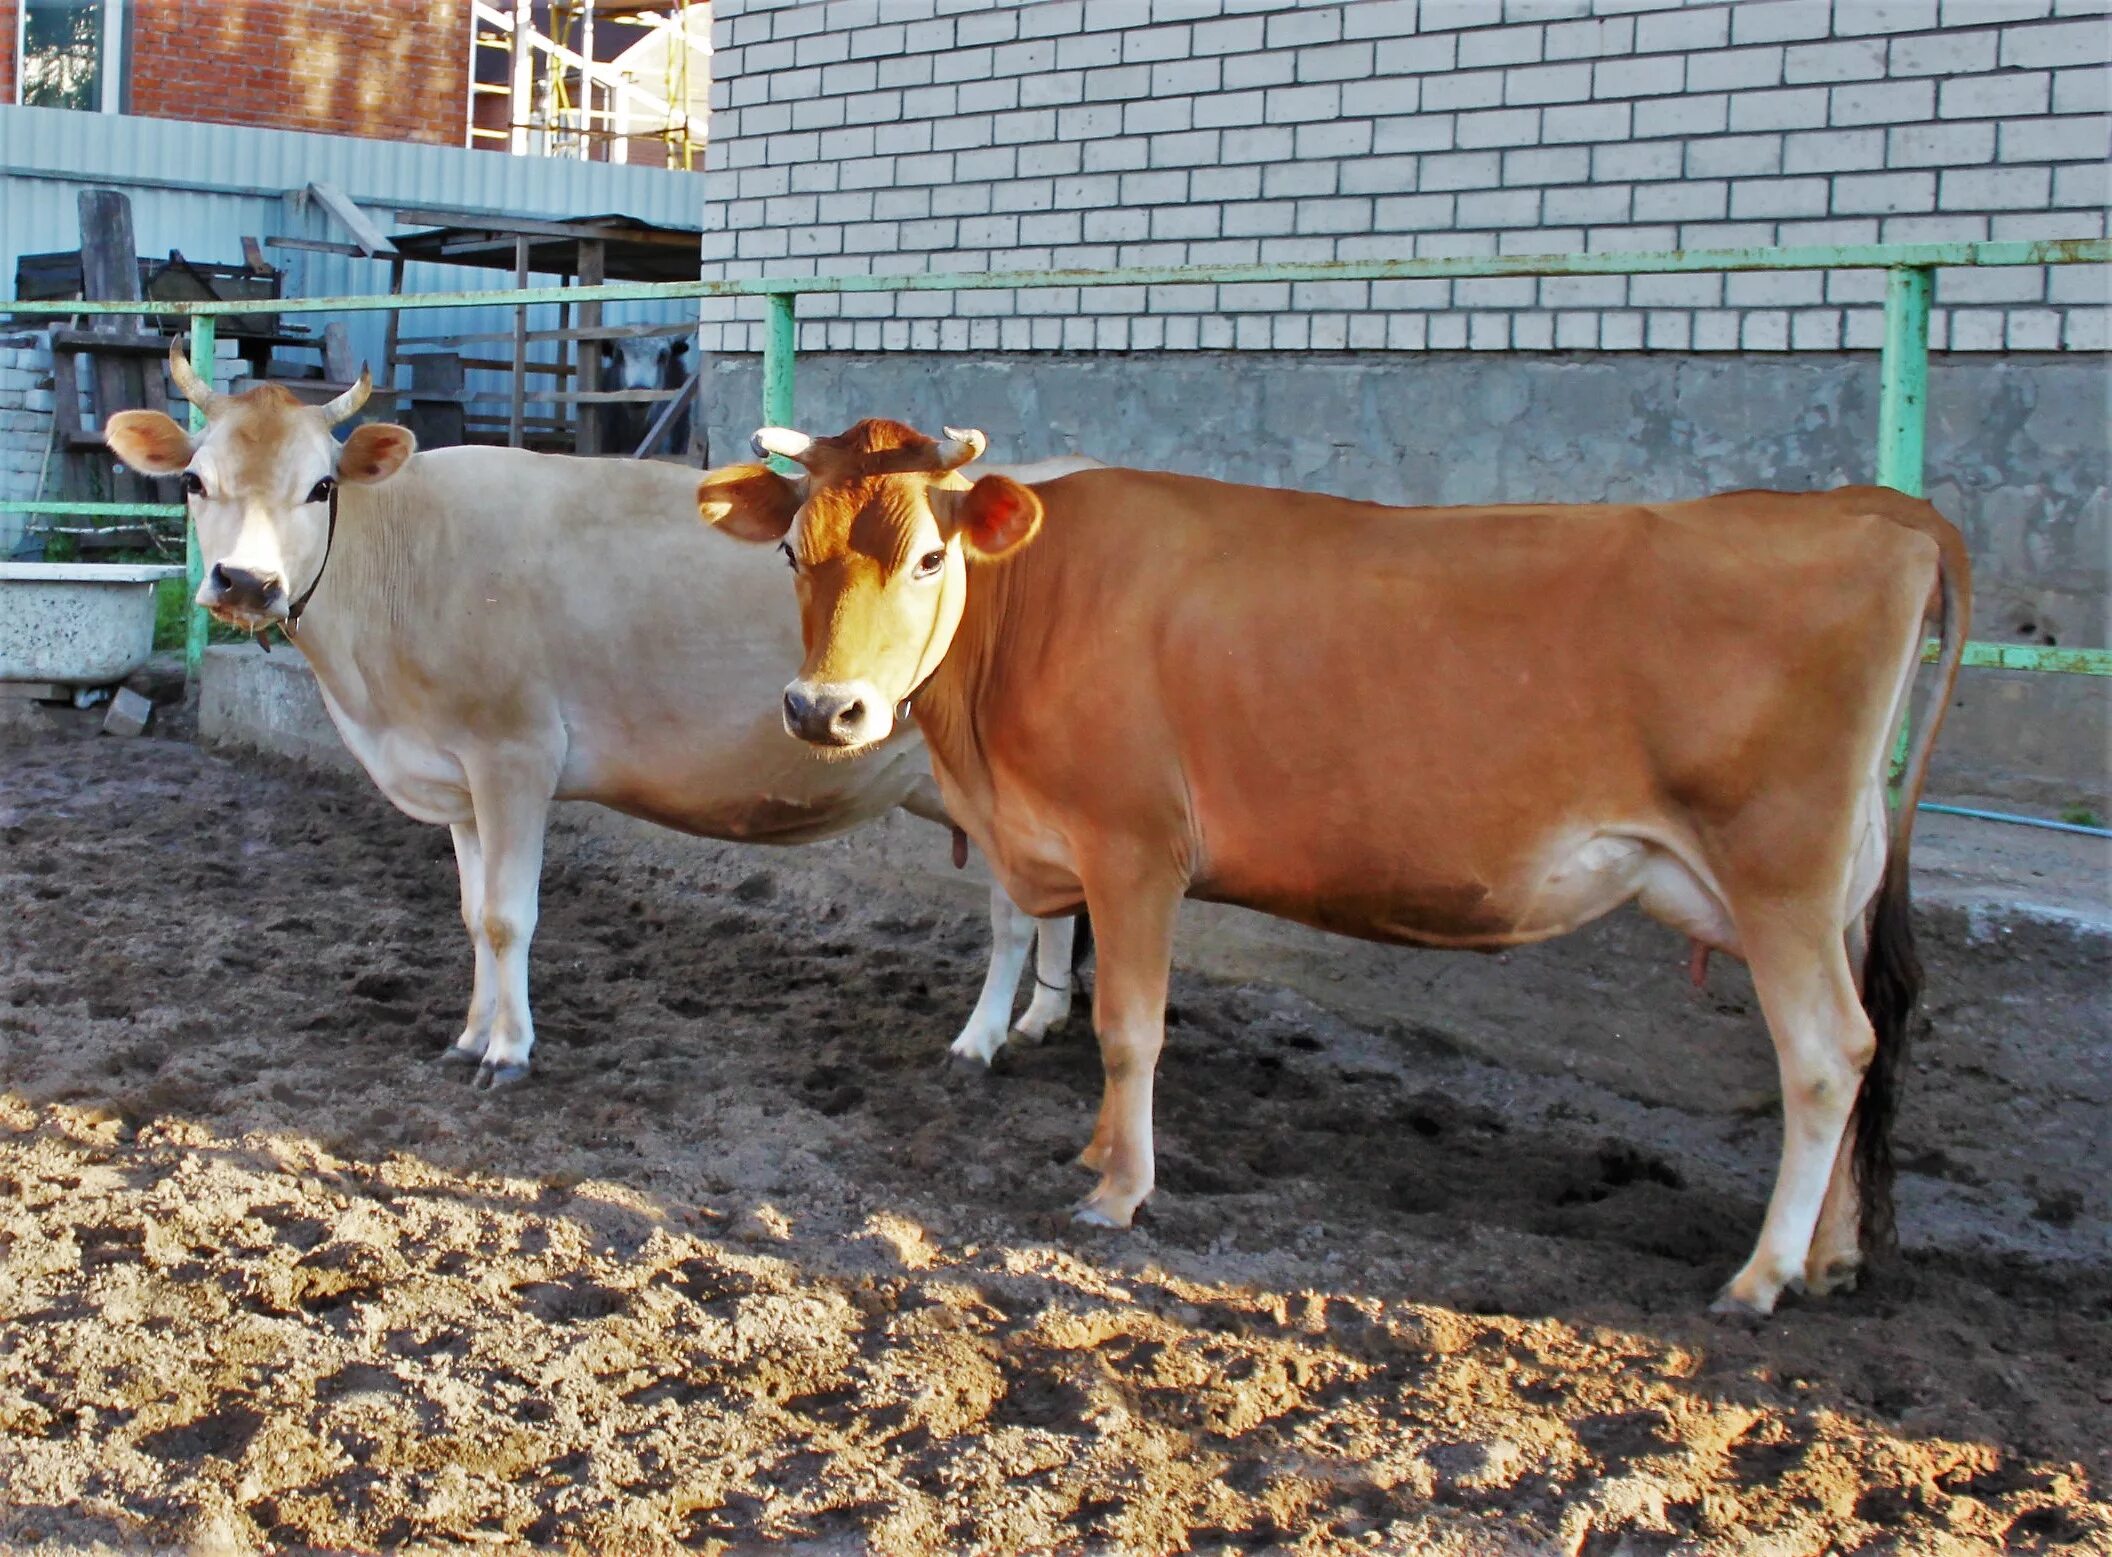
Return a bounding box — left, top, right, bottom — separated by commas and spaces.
949, 882, 1037, 1065
465, 772, 553, 1091
439, 820, 499, 1066
1014, 913, 1076, 1043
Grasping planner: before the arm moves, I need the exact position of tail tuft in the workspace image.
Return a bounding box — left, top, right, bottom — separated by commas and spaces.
1853, 863, 1921, 1254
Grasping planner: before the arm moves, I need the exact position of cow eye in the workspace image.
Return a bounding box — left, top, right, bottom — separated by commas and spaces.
180, 471, 206, 498
306, 477, 336, 505
913, 548, 947, 579
777, 541, 797, 572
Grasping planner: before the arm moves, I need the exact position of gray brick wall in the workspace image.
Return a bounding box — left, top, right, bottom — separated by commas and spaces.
697, 0, 2112, 354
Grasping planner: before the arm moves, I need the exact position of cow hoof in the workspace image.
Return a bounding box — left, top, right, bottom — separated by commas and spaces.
1070, 1200, 1127, 1229
946, 1032, 1003, 1068
1804, 1257, 1862, 1297
436, 1046, 481, 1070
1709, 1285, 1776, 1319
472, 1060, 532, 1091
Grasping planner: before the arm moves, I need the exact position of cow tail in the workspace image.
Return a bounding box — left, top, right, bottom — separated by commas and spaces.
1853, 505, 1970, 1255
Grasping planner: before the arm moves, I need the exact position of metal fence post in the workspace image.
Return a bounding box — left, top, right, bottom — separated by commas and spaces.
184, 313, 216, 684
1876, 266, 1932, 497
761, 291, 797, 471
1875, 266, 1932, 794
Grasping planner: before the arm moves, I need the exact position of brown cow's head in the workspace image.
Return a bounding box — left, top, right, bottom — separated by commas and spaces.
105, 345, 415, 630
697, 418, 1043, 752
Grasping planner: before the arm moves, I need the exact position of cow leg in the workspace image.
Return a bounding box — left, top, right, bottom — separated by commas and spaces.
1716, 918, 1873, 1315
948, 883, 1038, 1065
1807, 914, 1874, 1295
1073, 876, 1180, 1228
438, 820, 499, 1066
465, 773, 553, 1092
1014, 912, 1076, 1043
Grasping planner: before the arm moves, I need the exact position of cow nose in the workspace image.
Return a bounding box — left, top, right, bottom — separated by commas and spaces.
207, 563, 283, 612
782, 682, 874, 747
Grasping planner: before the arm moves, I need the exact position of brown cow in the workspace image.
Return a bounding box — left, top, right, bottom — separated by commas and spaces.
699, 419, 1969, 1316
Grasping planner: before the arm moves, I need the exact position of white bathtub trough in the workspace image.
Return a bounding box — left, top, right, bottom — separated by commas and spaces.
0, 562, 188, 686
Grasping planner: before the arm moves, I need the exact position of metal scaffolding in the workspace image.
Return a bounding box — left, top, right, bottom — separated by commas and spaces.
467, 1, 709, 170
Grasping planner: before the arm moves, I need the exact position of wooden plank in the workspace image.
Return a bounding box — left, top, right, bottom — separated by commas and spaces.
48, 349, 84, 444
322, 323, 356, 386
575, 240, 605, 455
77, 190, 149, 503
47, 329, 173, 355
523, 387, 684, 404
391, 206, 700, 245
230, 379, 404, 403
381, 255, 406, 380
241, 236, 270, 272
77, 191, 144, 318
394, 319, 696, 349
305, 182, 399, 258
509, 235, 529, 449
631, 366, 699, 459
437, 238, 537, 258
398, 354, 571, 375
265, 236, 367, 257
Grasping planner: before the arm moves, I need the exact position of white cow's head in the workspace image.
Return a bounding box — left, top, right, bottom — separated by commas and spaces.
105, 345, 415, 630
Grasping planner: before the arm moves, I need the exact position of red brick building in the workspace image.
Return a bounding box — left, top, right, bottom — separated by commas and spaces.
3, 0, 470, 146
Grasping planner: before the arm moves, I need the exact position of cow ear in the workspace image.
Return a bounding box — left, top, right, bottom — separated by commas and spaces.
697, 462, 800, 543
949, 474, 1043, 560
105, 410, 194, 475
339, 423, 416, 484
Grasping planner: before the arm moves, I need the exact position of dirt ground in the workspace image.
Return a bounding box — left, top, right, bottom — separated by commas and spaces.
0, 713, 2107, 1556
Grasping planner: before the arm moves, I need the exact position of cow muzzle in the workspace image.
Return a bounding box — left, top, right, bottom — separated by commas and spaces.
200, 562, 287, 625
782, 679, 889, 750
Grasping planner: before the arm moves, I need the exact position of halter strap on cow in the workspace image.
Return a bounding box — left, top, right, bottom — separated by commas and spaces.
284, 476, 340, 634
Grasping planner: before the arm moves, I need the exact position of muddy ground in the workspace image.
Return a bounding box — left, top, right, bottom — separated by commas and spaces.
0, 714, 2106, 1555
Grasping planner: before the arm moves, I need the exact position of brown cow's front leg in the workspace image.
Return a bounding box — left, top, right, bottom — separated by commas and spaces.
1071, 872, 1181, 1228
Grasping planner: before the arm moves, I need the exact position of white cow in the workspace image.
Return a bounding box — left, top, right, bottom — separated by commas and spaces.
106, 348, 1078, 1088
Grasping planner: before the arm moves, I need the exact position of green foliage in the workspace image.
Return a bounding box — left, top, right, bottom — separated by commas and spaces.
2058, 804, 2104, 830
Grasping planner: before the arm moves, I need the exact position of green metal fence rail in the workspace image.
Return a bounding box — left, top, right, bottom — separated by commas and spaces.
5, 236, 2108, 688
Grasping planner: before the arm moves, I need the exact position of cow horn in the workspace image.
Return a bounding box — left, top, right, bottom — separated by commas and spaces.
320, 367, 373, 426
167, 343, 228, 414
935, 427, 987, 469
751, 426, 815, 464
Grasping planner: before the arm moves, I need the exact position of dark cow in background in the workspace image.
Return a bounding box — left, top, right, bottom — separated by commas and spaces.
603, 333, 695, 460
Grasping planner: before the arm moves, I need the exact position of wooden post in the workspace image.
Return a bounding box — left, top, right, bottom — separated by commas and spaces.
381, 254, 406, 404
78, 190, 149, 503
575, 238, 605, 454
509, 235, 529, 448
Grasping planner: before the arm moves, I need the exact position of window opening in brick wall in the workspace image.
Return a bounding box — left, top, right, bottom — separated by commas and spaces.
17, 0, 125, 114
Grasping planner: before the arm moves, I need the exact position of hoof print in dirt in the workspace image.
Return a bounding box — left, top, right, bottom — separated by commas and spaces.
472, 1060, 532, 1091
